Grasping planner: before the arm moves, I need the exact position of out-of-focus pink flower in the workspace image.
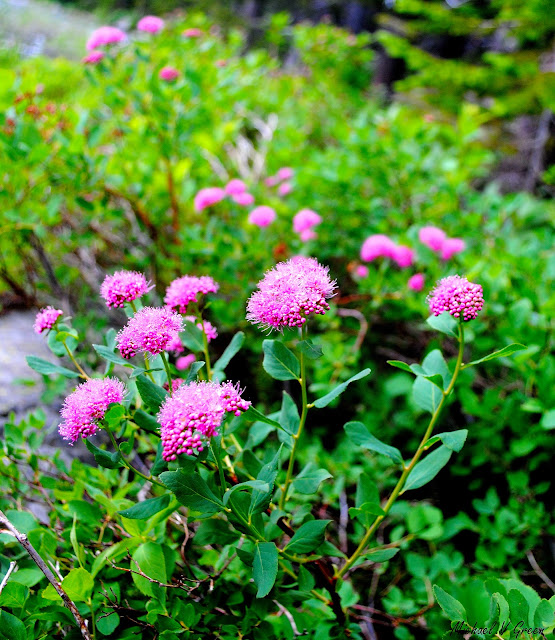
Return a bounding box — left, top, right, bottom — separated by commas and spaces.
165, 275, 219, 313
176, 354, 196, 371
100, 270, 151, 308
249, 206, 276, 228
277, 167, 294, 181
391, 245, 414, 268
166, 334, 184, 354
184, 315, 218, 342
440, 238, 466, 260
232, 192, 254, 206
34, 307, 63, 334
408, 273, 425, 291
117, 307, 183, 359
278, 182, 293, 196
164, 378, 185, 393
159, 66, 180, 81
182, 28, 203, 38
360, 234, 396, 262
247, 256, 336, 331
356, 265, 369, 278
82, 51, 105, 64
158, 380, 250, 459
428, 275, 484, 321
300, 229, 317, 242
293, 209, 322, 233
194, 187, 226, 212
86, 26, 126, 51
59, 378, 125, 443
216, 59, 227, 68
419, 226, 446, 252
137, 16, 164, 33
225, 179, 247, 195
265, 176, 279, 187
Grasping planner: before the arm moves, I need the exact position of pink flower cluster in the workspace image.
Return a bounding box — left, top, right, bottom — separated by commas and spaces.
100, 270, 151, 308
117, 307, 183, 358
427, 275, 484, 321
194, 180, 256, 212
419, 226, 466, 260
247, 257, 336, 331
34, 307, 63, 334
249, 206, 276, 228
137, 16, 164, 33
360, 234, 414, 268
293, 209, 322, 242
159, 66, 180, 81
176, 354, 196, 370
83, 51, 104, 65
194, 187, 226, 212
86, 26, 126, 51
164, 276, 219, 313
182, 28, 203, 38
158, 381, 250, 460
265, 167, 294, 196
59, 377, 125, 443
185, 316, 218, 342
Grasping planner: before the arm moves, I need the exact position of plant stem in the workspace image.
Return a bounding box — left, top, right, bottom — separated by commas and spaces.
336, 322, 465, 578
279, 324, 309, 510
197, 312, 212, 381
129, 301, 156, 383
210, 441, 227, 492
62, 340, 89, 380
160, 351, 173, 396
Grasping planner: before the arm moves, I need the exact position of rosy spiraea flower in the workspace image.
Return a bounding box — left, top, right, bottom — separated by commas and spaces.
164, 275, 219, 313
391, 245, 414, 268
59, 377, 125, 443
194, 187, 226, 212
277, 167, 294, 181
34, 306, 63, 334
278, 182, 293, 196
158, 381, 250, 460
427, 275, 484, 322
249, 206, 276, 228
293, 209, 322, 234
184, 316, 218, 342
163, 378, 185, 393
224, 179, 247, 195
232, 192, 254, 206
82, 51, 104, 64
137, 15, 164, 33
419, 226, 446, 252
408, 273, 425, 291
182, 28, 203, 38
176, 354, 196, 370
247, 256, 336, 331
159, 66, 180, 82
440, 238, 466, 261
86, 26, 126, 50
117, 307, 183, 358
100, 270, 151, 308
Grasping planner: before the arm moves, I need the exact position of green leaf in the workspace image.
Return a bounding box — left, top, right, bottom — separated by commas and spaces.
362, 548, 399, 563
117, 495, 171, 520
426, 313, 458, 338
541, 409, 555, 430
279, 392, 300, 435
160, 470, 225, 515
150, 441, 168, 476
349, 501, 386, 522
387, 360, 413, 373
534, 599, 554, 627
133, 409, 159, 433
313, 368, 371, 408
131, 542, 167, 597
253, 542, 278, 598
403, 446, 452, 492
244, 406, 282, 430
0, 610, 27, 640
297, 339, 323, 360
26, 355, 80, 379
292, 463, 332, 494
0, 583, 29, 608
96, 610, 120, 636
262, 340, 300, 381
426, 429, 468, 452
135, 376, 168, 411
180, 321, 205, 352
93, 344, 132, 367
90, 537, 141, 578
222, 481, 270, 505
185, 361, 205, 383
62, 568, 94, 602
433, 585, 467, 621
85, 439, 123, 469
193, 520, 240, 546
344, 422, 403, 464
213, 332, 245, 372
412, 376, 443, 413
250, 447, 282, 516
507, 589, 530, 627
285, 520, 331, 554
466, 343, 526, 367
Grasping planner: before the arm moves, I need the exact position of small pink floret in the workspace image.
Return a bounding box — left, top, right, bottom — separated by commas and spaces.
356, 265, 369, 278
265, 176, 279, 187
194, 187, 226, 212
299, 229, 317, 242
408, 273, 425, 291
293, 209, 322, 233
419, 226, 446, 252
137, 16, 164, 33
86, 26, 126, 51
34, 307, 63, 334
182, 28, 203, 38
360, 234, 396, 262
184, 315, 218, 342
159, 66, 180, 81
100, 270, 151, 308
440, 238, 466, 260
224, 179, 247, 195
176, 354, 197, 371
164, 275, 219, 313
117, 307, 183, 358
249, 206, 276, 228
391, 244, 414, 268
278, 182, 293, 196
82, 51, 104, 64
427, 275, 484, 322
277, 167, 294, 181
232, 192, 254, 206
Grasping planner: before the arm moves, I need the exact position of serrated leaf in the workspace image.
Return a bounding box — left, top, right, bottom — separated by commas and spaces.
85, 439, 123, 469
0, 583, 29, 609
253, 542, 278, 598
297, 339, 323, 359
403, 446, 452, 492
0, 610, 27, 640
135, 376, 168, 411
26, 355, 80, 379
433, 585, 467, 621
466, 343, 526, 367
313, 368, 371, 408
285, 520, 331, 554
160, 470, 225, 515
262, 340, 300, 381
426, 313, 458, 338
344, 421, 403, 464
292, 463, 332, 494
213, 332, 245, 373
117, 494, 171, 520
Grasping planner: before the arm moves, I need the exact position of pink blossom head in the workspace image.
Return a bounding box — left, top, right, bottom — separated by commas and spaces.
34, 307, 63, 334
265, 176, 279, 187
419, 226, 446, 253
360, 234, 396, 262
224, 179, 247, 195
278, 182, 293, 196
82, 51, 104, 65
408, 273, 425, 291
277, 167, 294, 181
184, 316, 218, 342
59, 377, 125, 444
194, 187, 226, 212
117, 307, 183, 359
232, 192, 255, 206
249, 206, 276, 228
176, 354, 196, 371
427, 275, 484, 322
293, 209, 322, 234
440, 238, 466, 261
391, 245, 414, 268
86, 26, 126, 51
164, 378, 185, 393
247, 257, 336, 331
137, 16, 164, 33
355, 265, 369, 278
182, 28, 203, 38
299, 229, 318, 242
164, 275, 219, 313
159, 66, 180, 82
166, 334, 184, 354
100, 270, 151, 309
158, 380, 250, 460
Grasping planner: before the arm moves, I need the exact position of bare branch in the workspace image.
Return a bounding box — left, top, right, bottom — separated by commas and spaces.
526, 550, 555, 593
0, 561, 17, 594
